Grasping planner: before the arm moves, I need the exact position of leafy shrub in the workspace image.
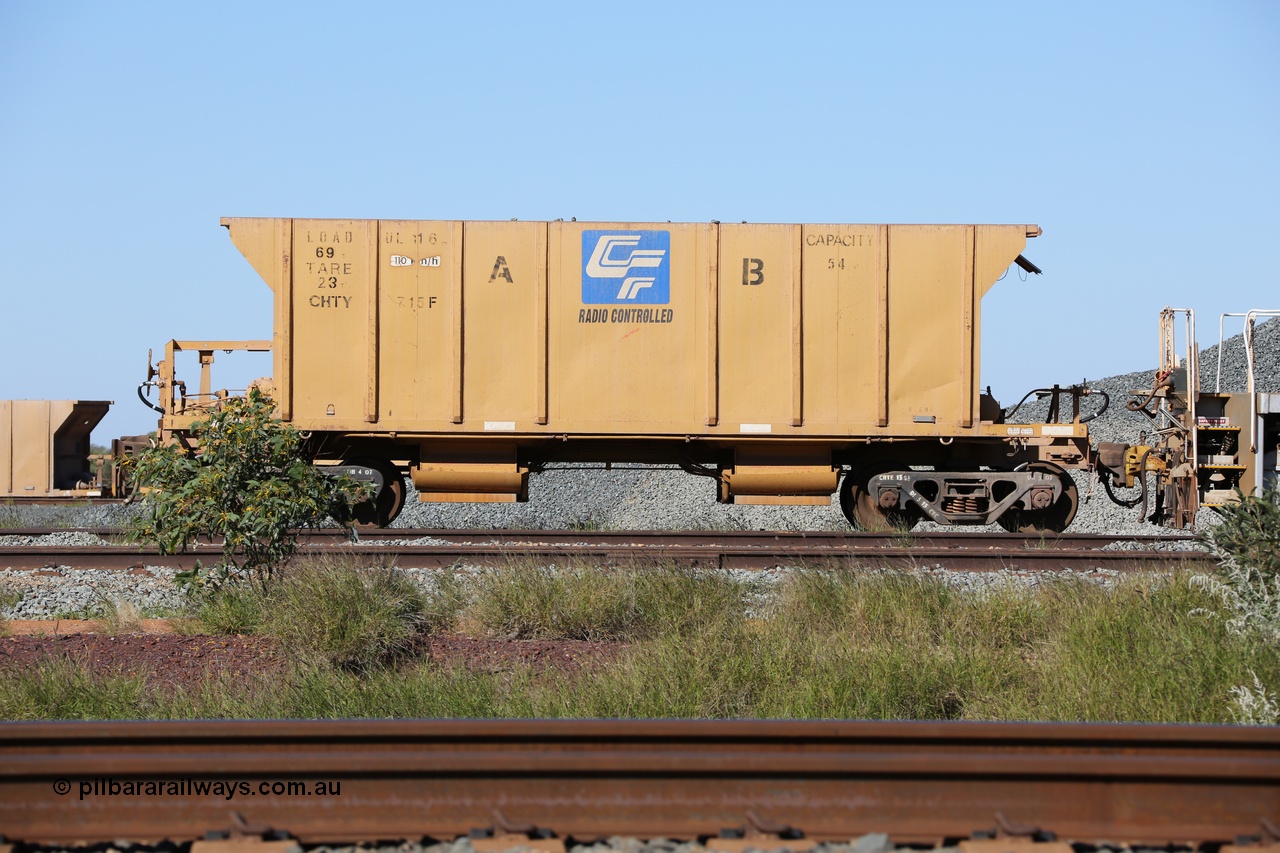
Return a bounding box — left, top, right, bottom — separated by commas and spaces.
1207, 488, 1280, 579
1195, 489, 1280, 642
125, 390, 368, 588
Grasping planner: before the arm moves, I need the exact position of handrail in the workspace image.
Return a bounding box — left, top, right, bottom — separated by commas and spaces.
1216, 310, 1280, 393
1245, 310, 1280, 454
1215, 310, 1279, 455
1162, 308, 1198, 472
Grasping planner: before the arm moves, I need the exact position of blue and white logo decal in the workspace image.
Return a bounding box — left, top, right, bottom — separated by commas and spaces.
581, 230, 670, 304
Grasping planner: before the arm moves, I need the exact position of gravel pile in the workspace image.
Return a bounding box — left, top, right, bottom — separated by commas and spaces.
392, 465, 847, 532
3, 320, 1272, 537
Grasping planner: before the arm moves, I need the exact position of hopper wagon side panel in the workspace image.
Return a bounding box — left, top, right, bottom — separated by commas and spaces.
462, 221, 546, 427
889, 226, 971, 428
374, 220, 461, 425
2, 401, 54, 496
549, 221, 710, 430
716, 223, 800, 431
800, 224, 885, 429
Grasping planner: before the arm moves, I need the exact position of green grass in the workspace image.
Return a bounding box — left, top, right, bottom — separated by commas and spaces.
263, 558, 435, 672
0, 581, 19, 636
179, 580, 268, 635
182, 556, 452, 672
0, 581, 21, 612
3, 564, 1278, 722
464, 560, 745, 641
565, 514, 610, 532
1, 660, 160, 719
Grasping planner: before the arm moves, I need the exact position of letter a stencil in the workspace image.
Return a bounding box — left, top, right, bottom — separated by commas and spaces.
489, 256, 514, 283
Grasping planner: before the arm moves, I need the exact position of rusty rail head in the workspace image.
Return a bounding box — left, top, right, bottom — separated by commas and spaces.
0, 528, 1210, 572
0, 719, 1276, 845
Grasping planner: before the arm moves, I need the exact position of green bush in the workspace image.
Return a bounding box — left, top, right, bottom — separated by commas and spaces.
1197, 489, 1280, 643
125, 390, 368, 588
1196, 489, 1280, 722
1207, 488, 1280, 579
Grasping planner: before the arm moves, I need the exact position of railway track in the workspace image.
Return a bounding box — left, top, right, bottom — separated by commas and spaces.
0, 529, 1208, 572
0, 719, 1275, 846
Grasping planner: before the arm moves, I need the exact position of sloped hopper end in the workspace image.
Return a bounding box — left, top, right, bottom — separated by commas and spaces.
221, 217, 289, 293
53, 401, 112, 490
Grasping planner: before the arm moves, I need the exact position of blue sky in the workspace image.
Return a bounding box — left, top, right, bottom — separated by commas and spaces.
2, 1, 1277, 441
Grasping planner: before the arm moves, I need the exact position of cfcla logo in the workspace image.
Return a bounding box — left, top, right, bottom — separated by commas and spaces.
581, 230, 671, 305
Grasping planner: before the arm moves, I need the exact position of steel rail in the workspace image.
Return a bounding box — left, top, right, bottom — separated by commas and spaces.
0, 542, 1209, 572
0, 719, 1276, 845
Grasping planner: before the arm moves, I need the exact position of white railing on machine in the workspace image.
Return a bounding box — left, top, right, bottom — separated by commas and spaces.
1216, 309, 1280, 454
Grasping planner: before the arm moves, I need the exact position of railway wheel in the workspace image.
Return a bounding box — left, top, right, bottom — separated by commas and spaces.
344, 457, 406, 528
840, 462, 922, 531
996, 461, 1079, 533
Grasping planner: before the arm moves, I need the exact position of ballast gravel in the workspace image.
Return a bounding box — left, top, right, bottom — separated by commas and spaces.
0, 566, 187, 620
2, 563, 1142, 621
0, 531, 111, 547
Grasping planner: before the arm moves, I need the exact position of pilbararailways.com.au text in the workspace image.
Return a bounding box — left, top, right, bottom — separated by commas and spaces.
54, 778, 341, 801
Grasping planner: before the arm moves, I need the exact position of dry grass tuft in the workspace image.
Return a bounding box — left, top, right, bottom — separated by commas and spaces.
96, 596, 144, 634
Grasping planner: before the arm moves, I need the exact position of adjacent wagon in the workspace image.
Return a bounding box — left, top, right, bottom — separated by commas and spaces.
1, 400, 113, 500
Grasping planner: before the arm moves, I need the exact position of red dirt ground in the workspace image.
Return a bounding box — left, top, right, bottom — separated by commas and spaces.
0, 621, 625, 694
